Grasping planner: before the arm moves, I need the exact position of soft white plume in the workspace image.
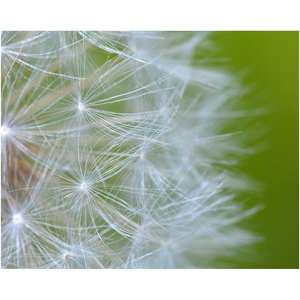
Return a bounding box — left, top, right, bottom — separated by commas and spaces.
1, 31, 261, 269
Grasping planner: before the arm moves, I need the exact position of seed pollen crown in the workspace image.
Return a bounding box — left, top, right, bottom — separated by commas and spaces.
140, 151, 145, 160
78, 103, 85, 111
80, 182, 88, 190
1, 126, 9, 135
13, 213, 23, 225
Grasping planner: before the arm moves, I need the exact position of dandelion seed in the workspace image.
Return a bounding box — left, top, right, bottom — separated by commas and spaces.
140, 151, 145, 160
80, 182, 88, 190
78, 102, 85, 111
1, 126, 9, 135
12, 214, 23, 225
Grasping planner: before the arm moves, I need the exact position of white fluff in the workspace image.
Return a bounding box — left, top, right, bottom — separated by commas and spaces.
1, 31, 261, 269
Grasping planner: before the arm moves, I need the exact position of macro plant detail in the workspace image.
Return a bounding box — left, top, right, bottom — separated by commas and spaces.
1, 31, 260, 269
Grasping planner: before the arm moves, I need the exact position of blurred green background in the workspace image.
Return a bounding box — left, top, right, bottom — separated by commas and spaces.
211, 32, 299, 268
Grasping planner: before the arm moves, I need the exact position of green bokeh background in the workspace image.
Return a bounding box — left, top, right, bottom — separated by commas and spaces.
211, 32, 299, 268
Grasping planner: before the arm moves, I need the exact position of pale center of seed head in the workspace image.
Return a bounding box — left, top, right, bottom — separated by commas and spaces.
63, 253, 69, 260
140, 151, 145, 160
13, 213, 23, 225
78, 103, 85, 111
1, 126, 9, 135
81, 182, 88, 190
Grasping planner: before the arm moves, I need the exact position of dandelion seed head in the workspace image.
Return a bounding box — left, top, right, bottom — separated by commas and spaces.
1, 31, 260, 269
